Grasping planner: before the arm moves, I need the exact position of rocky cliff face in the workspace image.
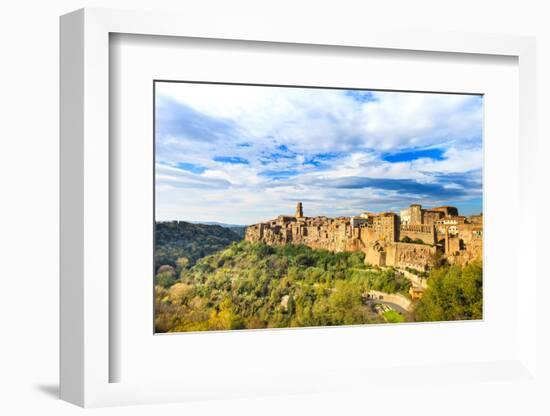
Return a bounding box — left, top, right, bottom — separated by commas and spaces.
245, 215, 355, 253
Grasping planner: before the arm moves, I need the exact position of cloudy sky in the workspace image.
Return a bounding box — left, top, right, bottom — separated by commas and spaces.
155, 82, 483, 225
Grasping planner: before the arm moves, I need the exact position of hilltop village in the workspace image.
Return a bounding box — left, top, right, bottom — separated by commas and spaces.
245, 202, 483, 272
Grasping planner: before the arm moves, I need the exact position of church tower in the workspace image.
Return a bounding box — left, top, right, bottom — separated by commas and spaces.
295, 202, 304, 218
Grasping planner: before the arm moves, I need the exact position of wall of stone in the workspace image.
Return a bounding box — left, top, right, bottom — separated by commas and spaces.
386, 242, 436, 271
431, 206, 459, 217
446, 235, 462, 255
399, 224, 436, 245
422, 210, 445, 225
449, 223, 483, 265
409, 204, 423, 225
364, 242, 386, 266
245, 217, 357, 253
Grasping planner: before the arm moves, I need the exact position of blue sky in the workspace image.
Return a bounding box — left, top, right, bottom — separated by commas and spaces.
155, 83, 483, 224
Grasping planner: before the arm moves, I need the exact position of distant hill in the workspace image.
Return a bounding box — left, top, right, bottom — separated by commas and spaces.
189, 220, 247, 228
155, 221, 243, 270
189, 221, 247, 238
226, 226, 246, 238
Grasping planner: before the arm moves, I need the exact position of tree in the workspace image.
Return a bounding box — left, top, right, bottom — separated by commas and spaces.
168, 282, 194, 305
176, 256, 190, 271
414, 261, 482, 322
328, 281, 369, 325
155, 265, 177, 288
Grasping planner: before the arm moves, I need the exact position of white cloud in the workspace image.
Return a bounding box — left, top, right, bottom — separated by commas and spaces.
154, 82, 483, 223
358, 92, 482, 150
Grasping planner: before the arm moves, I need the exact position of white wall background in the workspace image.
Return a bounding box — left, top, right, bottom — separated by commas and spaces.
0, 1, 548, 415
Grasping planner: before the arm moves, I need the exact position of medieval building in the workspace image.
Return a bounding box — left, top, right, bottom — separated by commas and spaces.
245, 202, 483, 271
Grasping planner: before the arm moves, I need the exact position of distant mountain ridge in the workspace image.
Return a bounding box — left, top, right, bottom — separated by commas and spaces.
155, 220, 243, 270
188, 220, 248, 228
188, 220, 247, 238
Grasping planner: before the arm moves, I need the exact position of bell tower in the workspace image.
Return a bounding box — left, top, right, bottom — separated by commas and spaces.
295, 202, 304, 218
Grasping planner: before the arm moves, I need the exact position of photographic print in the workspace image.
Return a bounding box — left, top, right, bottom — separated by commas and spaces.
154, 82, 483, 333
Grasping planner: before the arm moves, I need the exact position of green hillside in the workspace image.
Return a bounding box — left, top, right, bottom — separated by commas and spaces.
155, 221, 242, 270
154, 239, 482, 333
154, 241, 412, 332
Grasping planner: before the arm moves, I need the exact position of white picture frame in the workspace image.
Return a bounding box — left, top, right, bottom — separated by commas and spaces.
60, 7, 538, 408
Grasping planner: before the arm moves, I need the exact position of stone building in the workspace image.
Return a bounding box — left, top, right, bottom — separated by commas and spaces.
244, 202, 482, 270
399, 204, 458, 226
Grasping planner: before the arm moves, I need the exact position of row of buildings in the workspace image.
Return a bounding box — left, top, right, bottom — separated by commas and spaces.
244, 202, 483, 272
